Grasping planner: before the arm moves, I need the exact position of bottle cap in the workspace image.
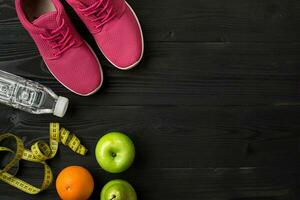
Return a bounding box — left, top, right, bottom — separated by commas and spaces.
53, 96, 69, 117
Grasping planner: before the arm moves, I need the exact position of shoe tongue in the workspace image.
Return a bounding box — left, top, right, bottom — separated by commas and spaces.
32, 11, 59, 30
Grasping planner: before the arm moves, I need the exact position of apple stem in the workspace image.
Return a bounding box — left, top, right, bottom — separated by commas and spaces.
110, 195, 117, 200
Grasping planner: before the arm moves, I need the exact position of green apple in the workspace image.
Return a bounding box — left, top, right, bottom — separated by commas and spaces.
101, 179, 137, 200
95, 132, 135, 173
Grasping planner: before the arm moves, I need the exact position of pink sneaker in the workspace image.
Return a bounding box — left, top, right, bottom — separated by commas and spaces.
66, 0, 144, 70
15, 0, 103, 96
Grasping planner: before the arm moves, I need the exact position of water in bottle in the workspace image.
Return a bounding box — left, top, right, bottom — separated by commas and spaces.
0, 70, 69, 117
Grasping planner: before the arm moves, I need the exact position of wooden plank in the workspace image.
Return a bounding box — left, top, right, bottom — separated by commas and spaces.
1, 105, 300, 169
0, 167, 298, 199
1, 0, 300, 42
1, 42, 300, 106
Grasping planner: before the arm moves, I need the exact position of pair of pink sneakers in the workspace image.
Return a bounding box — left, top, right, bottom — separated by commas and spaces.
15, 0, 144, 96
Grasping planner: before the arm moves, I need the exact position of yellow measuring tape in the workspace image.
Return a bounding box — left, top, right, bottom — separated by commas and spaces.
0, 123, 87, 194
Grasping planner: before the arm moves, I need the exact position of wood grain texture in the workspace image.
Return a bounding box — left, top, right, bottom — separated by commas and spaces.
1, 42, 300, 106
2, 0, 300, 42
1, 0, 300, 199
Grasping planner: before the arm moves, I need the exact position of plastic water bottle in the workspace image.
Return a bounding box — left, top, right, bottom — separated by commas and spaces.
0, 70, 69, 117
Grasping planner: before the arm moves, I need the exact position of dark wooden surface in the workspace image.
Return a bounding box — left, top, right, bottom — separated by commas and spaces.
1, 0, 300, 199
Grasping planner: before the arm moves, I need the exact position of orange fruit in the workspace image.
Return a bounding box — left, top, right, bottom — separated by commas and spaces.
56, 166, 94, 200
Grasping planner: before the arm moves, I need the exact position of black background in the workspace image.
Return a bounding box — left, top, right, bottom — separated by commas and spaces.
1, 0, 300, 199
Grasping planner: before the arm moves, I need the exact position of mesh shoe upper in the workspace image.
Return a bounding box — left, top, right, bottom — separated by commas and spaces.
66, 0, 144, 69
15, 0, 103, 95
